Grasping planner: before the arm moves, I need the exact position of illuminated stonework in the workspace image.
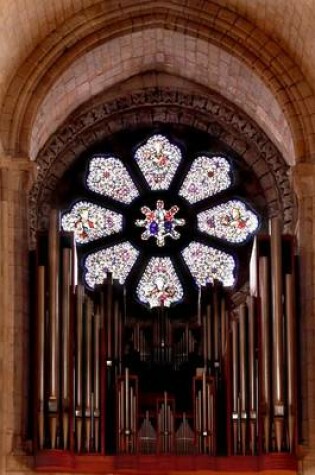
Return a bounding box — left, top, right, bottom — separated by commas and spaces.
135, 135, 181, 190
137, 257, 183, 308
135, 200, 185, 247
182, 242, 235, 287
61, 201, 123, 244
197, 200, 259, 243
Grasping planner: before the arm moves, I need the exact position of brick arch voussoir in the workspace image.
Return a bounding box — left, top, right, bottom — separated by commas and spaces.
1, 0, 311, 164
29, 88, 296, 247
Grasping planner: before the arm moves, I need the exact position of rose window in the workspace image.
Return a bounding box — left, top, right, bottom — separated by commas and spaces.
61, 133, 259, 308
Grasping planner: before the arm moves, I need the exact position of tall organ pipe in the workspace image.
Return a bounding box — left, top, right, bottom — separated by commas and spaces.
231, 319, 239, 454
247, 295, 256, 454
270, 217, 284, 451
285, 273, 296, 452
258, 256, 271, 452
85, 298, 93, 451
37, 265, 45, 450
94, 308, 100, 452
62, 248, 71, 449
213, 286, 220, 362
239, 304, 247, 455
75, 285, 84, 452
48, 209, 60, 449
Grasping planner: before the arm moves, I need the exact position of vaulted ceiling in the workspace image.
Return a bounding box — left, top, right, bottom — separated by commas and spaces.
1, 0, 314, 165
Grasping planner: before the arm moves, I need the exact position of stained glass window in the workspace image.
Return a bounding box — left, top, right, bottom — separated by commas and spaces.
197, 200, 259, 243
135, 200, 185, 247
62, 132, 259, 307
136, 257, 183, 308
135, 135, 181, 190
61, 201, 123, 244
85, 242, 139, 288
182, 242, 235, 287
87, 156, 139, 204
179, 156, 231, 204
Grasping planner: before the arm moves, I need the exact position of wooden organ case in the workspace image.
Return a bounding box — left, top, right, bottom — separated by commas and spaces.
32, 212, 299, 473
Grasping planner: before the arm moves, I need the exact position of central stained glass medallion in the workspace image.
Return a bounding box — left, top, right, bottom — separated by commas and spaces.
135, 200, 185, 247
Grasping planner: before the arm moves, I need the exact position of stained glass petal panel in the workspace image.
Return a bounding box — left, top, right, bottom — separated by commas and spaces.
197, 200, 259, 243
135, 135, 181, 190
179, 156, 232, 204
137, 257, 183, 308
61, 201, 123, 244
182, 242, 235, 287
84, 242, 139, 288
87, 156, 139, 204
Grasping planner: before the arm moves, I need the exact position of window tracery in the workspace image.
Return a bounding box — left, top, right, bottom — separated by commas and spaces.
61, 133, 259, 307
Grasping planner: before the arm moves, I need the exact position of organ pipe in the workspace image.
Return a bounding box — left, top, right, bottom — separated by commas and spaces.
33, 216, 299, 460
213, 286, 220, 362
37, 265, 45, 450
247, 295, 256, 454
258, 256, 271, 453
62, 248, 71, 449
231, 318, 239, 454
285, 273, 296, 452
221, 298, 226, 358
206, 303, 212, 362
48, 209, 60, 449
85, 298, 93, 451
239, 304, 247, 455
94, 308, 100, 452
107, 274, 113, 360
75, 285, 84, 452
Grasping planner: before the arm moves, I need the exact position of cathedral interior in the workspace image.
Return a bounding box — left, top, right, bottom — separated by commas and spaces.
1, 1, 315, 475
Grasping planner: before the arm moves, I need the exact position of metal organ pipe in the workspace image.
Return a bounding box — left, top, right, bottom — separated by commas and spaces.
62, 248, 71, 449
231, 318, 239, 454
270, 217, 285, 451
48, 209, 60, 448
285, 273, 296, 452
239, 304, 247, 455
94, 308, 100, 452
247, 295, 256, 454
37, 265, 45, 450
75, 285, 84, 452
85, 298, 93, 451
213, 286, 220, 362
258, 256, 271, 452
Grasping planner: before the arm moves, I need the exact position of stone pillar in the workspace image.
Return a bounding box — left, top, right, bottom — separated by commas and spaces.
293, 164, 315, 474
0, 156, 36, 474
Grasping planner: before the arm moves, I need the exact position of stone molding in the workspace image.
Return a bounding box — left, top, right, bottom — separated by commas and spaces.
29, 87, 296, 245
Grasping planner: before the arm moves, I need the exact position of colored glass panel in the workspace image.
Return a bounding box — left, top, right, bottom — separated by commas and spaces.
135, 199, 185, 247
179, 156, 231, 204
85, 242, 139, 288
135, 134, 181, 190
197, 200, 259, 243
87, 156, 139, 204
137, 257, 183, 308
182, 242, 235, 287
61, 201, 123, 244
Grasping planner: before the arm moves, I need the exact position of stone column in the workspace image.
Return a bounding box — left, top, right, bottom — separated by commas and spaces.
0, 156, 36, 474
293, 164, 315, 474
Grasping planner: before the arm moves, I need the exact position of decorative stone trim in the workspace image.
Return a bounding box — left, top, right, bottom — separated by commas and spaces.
29, 87, 296, 245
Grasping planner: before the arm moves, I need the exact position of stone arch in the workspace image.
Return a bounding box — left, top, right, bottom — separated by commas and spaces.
0, 0, 313, 166
29, 83, 296, 246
